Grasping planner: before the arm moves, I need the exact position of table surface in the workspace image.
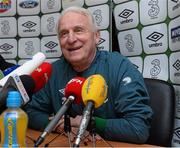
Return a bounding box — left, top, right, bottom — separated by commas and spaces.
26, 129, 160, 147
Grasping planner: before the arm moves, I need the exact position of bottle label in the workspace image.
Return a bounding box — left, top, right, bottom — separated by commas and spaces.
3, 112, 19, 147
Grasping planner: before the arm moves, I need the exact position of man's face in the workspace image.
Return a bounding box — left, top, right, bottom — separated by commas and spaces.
58, 12, 100, 67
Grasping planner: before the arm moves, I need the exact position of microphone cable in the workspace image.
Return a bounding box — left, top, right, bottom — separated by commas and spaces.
44, 131, 65, 147
64, 113, 72, 147
87, 116, 96, 148
26, 128, 114, 147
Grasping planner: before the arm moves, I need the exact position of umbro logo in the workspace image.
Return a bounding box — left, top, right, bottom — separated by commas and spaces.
119, 9, 134, 19
119, 9, 134, 25
97, 38, 105, 45
45, 41, 58, 49
173, 60, 180, 71
174, 127, 180, 139
146, 32, 164, 42
172, 0, 179, 3
0, 43, 13, 51
22, 21, 36, 29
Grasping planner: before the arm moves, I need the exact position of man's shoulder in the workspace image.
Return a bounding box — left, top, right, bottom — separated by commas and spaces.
98, 50, 126, 62
52, 57, 67, 67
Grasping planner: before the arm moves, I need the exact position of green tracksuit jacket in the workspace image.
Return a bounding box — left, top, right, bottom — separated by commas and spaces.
24, 50, 153, 143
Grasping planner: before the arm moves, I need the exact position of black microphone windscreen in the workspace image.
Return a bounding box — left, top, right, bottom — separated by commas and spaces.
0, 55, 15, 71
20, 75, 35, 98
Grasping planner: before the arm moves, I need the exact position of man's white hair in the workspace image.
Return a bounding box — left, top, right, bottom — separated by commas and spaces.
56, 6, 97, 35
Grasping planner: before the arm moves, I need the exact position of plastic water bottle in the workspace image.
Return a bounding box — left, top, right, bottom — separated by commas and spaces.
0, 91, 28, 147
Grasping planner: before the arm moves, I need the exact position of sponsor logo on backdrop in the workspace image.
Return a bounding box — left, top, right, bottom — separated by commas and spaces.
25, 41, 34, 55
148, 0, 160, 19
47, 17, 55, 32
19, 0, 38, 9
174, 127, 180, 139
150, 59, 161, 78
125, 34, 134, 52
173, 60, 180, 77
44, 41, 58, 53
0, 0, 11, 13
97, 37, 105, 50
172, 0, 180, 11
119, 9, 134, 24
173, 60, 180, 71
45, 41, 57, 49
47, 0, 55, 9
93, 9, 102, 26
171, 26, 180, 43
1, 20, 10, 35
22, 21, 36, 32
146, 31, 164, 48
0, 43, 13, 51
0, 43, 13, 54
63, 0, 75, 2
172, 0, 179, 3
172, 2, 180, 11
97, 38, 105, 45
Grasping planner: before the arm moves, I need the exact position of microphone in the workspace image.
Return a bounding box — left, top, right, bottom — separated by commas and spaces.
0, 55, 17, 80
0, 52, 46, 87
0, 55, 15, 71
73, 74, 108, 147
3, 65, 20, 76
0, 62, 52, 110
30, 62, 52, 92
64, 77, 85, 104
0, 74, 35, 112
34, 77, 86, 147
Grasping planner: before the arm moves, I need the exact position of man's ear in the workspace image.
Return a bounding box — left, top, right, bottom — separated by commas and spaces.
95, 30, 100, 45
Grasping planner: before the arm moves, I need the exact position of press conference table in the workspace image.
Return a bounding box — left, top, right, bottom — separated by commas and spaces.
26, 129, 159, 147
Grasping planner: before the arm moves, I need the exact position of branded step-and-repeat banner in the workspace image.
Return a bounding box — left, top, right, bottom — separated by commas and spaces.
1, 0, 180, 146
113, 0, 180, 146
0, 0, 111, 65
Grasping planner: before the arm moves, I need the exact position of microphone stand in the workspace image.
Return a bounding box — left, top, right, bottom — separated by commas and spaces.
34, 96, 75, 147
64, 112, 72, 147
73, 101, 94, 147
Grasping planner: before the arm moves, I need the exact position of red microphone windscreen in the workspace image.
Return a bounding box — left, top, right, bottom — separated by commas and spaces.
30, 62, 52, 92
65, 77, 85, 104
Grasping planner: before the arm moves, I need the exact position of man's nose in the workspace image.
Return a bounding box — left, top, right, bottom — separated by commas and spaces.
67, 31, 77, 43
